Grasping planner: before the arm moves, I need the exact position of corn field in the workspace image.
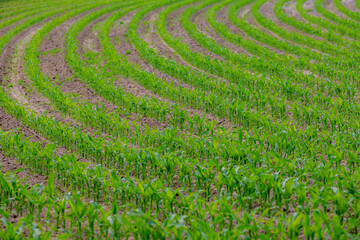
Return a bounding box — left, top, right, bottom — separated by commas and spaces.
0, 0, 360, 238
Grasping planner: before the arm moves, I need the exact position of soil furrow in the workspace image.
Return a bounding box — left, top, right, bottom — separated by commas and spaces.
110, 10, 233, 126
141, 7, 230, 84
191, 4, 251, 56
115, 10, 236, 130
78, 12, 171, 130
303, 0, 352, 27
215, 4, 286, 55
39, 9, 117, 108
212, 4, 284, 54
259, 0, 324, 40
341, 0, 360, 13
324, 0, 351, 19
245, 3, 325, 54
141, 8, 188, 65
167, 4, 226, 61
113, 11, 196, 92
0, 150, 47, 186
7, 25, 52, 116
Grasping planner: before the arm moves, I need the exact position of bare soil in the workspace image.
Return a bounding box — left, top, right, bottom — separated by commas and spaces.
7, 25, 53, 115
191, 4, 250, 56
304, 0, 344, 25
216, 4, 286, 55
110, 10, 234, 130
0, 150, 47, 186
324, 0, 351, 18
167, 5, 226, 62
259, 0, 324, 40
112, 11, 195, 92
342, 0, 360, 13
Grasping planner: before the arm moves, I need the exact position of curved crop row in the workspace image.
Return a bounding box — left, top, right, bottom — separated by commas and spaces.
1, 0, 360, 238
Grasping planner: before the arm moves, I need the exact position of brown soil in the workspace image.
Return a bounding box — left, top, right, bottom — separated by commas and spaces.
115, 9, 236, 131
39, 11, 106, 105
0, 20, 24, 37
0, 20, 65, 128
342, 0, 360, 12
78, 12, 113, 54
0, 150, 47, 185
140, 6, 231, 86
324, 0, 351, 18
0, 16, 78, 131
0, 15, 110, 156
71, 12, 171, 131
113, 14, 218, 130
0, 20, 49, 87
304, 0, 343, 24
304, 0, 322, 17
112, 10, 195, 92
216, 4, 286, 55
0, 11, 169, 150
2, 20, 83, 129
244, 0, 326, 54
167, 4, 226, 62
141, 8, 188, 65
283, 0, 307, 20
7, 25, 53, 116
241, 3, 297, 47
110, 10, 228, 126
191, 4, 250, 56
0, 21, 119, 174
221, 5, 253, 38
259, 0, 326, 40
0, 1, 357, 238
0, 106, 52, 149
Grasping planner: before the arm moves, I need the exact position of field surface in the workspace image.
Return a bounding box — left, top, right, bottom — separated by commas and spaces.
0, 0, 360, 238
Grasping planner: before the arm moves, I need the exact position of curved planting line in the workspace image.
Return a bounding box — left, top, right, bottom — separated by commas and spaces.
182, 0, 312, 79
227, 0, 359, 71
101, 3, 304, 133
100, 0, 360, 175
155, 0, 360, 133
211, 0, 360, 90
0, 4, 252, 235
0, 0, 46, 9
313, 0, 360, 29
0, 3, 160, 155
72, 0, 283, 132
207, 0, 359, 87
0, 2, 93, 55
21, 0, 274, 165
0, 8, 318, 238
65, 1, 333, 167
0, 3, 57, 27
64, 1, 298, 165
334, 0, 360, 21
130, 0, 360, 140
1, 0, 360, 238
64, 0, 360, 188
184, 0, 359, 90
251, 0, 358, 57
0, 82, 197, 186
276, 0, 360, 47
183, 1, 360, 146
0, 38, 231, 207
64, 2, 238, 156
0, 0, 92, 33
0, 1, 262, 196
25, 4, 196, 155
191, 1, 360, 122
